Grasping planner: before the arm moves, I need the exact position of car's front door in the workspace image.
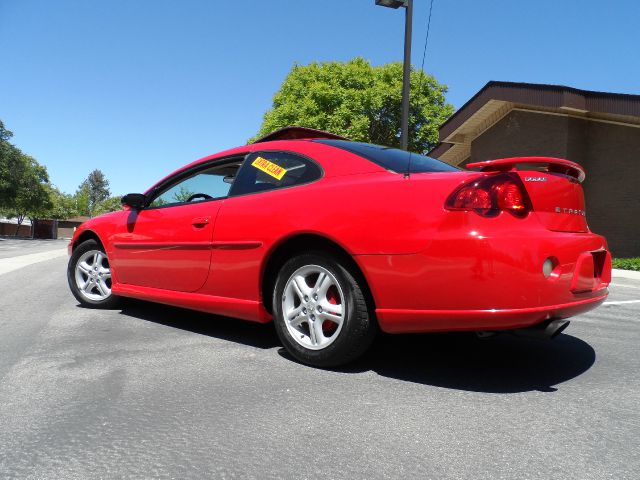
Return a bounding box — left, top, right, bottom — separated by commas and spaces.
110, 160, 240, 292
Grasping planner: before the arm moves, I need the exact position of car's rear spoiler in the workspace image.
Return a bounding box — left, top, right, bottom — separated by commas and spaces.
252, 126, 349, 144
466, 157, 586, 183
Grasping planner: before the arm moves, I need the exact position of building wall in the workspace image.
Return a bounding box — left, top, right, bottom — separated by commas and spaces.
32, 219, 56, 239
57, 227, 77, 239
465, 110, 640, 257
582, 121, 640, 257
0, 222, 32, 237
469, 110, 570, 162
57, 220, 84, 239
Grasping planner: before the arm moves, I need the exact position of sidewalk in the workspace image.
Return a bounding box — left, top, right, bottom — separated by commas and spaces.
612, 268, 640, 280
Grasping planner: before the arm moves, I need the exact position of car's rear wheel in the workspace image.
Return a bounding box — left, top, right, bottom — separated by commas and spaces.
67, 239, 120, 308
273, 252, 377, 367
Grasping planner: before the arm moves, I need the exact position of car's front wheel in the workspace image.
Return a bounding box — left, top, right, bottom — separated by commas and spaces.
273, 252, 377, 367
67, 239, 120, 308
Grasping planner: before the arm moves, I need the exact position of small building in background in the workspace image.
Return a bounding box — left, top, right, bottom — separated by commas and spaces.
56, 217, 90, 239
429, 81, 640, 257
0, 217, 32, 237
1, 216, 88, 239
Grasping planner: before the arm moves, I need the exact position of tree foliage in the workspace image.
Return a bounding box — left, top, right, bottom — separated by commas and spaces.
74, 183, 90, 217
0, 120, 12, 142
74, 174, 121, 217
0, 122, 53, 231
0, 121, 23, 208
0, 154, 52, 228
172, 186, 196, 203
77, 169, 111, 217
93, 196, 123, 216
46, 186, 79, 220
252, 58, 454, 153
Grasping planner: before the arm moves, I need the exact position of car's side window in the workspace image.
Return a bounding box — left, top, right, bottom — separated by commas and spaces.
148, 161, 241, 208
230, 151, 322, 197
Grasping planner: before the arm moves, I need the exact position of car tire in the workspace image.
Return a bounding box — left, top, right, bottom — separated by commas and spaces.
273, 252, 377, 367
67, 239, 120, 309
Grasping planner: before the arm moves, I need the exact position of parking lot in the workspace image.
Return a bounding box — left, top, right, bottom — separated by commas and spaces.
0, 239, 638, 479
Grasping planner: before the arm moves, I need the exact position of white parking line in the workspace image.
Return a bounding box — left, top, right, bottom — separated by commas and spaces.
603, 300, 640, 306
0, 249, 67, 276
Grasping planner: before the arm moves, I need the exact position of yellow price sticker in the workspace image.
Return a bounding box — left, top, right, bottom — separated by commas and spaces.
251, 156, 287, 180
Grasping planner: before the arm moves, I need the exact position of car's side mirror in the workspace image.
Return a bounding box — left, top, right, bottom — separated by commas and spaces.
223, 175, 235, 184
121, 193, 147, 209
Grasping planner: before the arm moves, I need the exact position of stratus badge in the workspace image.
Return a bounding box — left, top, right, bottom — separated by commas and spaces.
555, 207, 586, 216
524, 177, 548, 182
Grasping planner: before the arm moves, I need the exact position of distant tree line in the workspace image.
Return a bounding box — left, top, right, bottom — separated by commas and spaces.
0, 120, 122, 235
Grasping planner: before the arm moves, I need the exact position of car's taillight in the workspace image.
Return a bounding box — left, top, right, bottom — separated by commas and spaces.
445, 173, 531, 218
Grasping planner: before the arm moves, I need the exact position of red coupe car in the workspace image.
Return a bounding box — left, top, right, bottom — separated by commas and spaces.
67, 126, 610, 367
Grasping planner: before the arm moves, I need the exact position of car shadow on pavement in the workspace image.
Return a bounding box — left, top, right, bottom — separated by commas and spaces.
118, 299, 280, 350
117, 300, 595, 394
345, 331, 596, 394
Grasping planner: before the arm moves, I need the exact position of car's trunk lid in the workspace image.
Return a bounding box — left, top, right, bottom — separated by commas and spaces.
467, 157, 589, 233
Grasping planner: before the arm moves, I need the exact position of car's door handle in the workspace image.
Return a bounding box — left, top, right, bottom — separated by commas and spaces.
191, 216, 211, 227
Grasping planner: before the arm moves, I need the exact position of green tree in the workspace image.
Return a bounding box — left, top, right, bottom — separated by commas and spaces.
93, 196, 123, 216
77, 169, 111, 217
252, 58, 454, 153
0, 153, 52, 234
46, 186, 78, 219
0, 120, 11, 142
172, 186, 195, 203
0, 121, 23, 208
74, 183, 90, 217
1, 120, 58, 234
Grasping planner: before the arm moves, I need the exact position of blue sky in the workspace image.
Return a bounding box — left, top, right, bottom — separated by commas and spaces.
1, 0, 638, 195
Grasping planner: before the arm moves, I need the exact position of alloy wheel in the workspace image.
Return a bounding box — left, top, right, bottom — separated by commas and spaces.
281, 265, 346, 350
74, 249, 112, 301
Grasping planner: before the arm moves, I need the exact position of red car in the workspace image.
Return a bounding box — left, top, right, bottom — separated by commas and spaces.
67, 126, 611, 367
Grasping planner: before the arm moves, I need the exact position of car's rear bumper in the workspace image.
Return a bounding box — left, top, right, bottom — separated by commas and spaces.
375, 292, 607, 333
356, 230, 610, 334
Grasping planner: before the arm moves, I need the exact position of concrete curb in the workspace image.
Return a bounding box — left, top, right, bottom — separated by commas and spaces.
612, 268, 640, 280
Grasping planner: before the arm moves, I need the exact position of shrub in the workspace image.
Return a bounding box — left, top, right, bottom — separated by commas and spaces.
612, 257, 640, 271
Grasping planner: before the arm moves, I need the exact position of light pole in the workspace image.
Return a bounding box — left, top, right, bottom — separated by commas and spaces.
375, 0, 413, 151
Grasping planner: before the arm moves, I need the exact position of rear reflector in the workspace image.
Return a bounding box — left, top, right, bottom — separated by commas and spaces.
570, 250, 611, 293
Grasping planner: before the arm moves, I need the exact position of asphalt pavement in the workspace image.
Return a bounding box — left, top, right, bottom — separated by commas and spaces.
0, 240, 638, 479
0, 237, 68, 259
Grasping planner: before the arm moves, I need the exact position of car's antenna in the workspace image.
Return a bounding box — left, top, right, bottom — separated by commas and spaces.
406, 0, 435, 180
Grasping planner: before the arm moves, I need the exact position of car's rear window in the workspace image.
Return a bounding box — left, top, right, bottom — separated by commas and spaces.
315, 139, 460, 174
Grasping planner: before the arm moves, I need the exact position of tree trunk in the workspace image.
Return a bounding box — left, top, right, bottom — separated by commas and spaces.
14, 215, 25, 236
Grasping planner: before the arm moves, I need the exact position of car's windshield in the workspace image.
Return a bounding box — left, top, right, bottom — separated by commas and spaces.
315, 139, 460, 174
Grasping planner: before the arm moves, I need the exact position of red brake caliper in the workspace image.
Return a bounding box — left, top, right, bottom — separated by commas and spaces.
322, 286, 340, 335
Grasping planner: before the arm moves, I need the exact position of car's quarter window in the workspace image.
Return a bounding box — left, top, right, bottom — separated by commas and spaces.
148, 161, 240, 208
229, 151, 322, 196
315, 139, 461, 174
